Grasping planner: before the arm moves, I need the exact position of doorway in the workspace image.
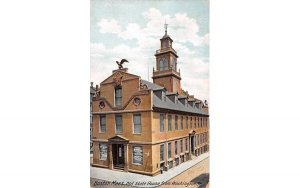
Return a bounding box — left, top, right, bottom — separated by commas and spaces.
191, 136, 195, 155
112, 144, 124, 168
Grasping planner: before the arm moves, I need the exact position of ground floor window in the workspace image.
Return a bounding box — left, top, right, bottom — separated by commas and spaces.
99, 143, 107, 160
132, 146, 143, 165
160, 144, 164, 162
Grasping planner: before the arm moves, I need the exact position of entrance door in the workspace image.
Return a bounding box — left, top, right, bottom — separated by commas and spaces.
191, 136, 195, 155
112, 144, 124, 168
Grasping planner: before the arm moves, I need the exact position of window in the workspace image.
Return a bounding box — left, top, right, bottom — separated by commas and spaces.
168, 142, 171, 159
200, 117, 202, 127
160, 144, 164, 161
115, 88, 122, 107
99, 144, 107, 160
180, 140, 183, 153
186, 116, 188, 129
168, 115, 172, 131
115, 115, 122, 134
185, 138, 188, 151
180, 116, 183, 130
159, 58, 168, 71
133, 146, 143, 165
194, 117, 196, 128
175, 141, 178, 155
160, 114, 165, 132
190, 117, 192, 128
175, 115, 178, 130
198, 117, 200, 128
99, 115, 106, 133
133, 114, 141, 134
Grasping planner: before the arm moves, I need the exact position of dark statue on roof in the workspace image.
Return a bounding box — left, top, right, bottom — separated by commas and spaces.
116, 59, 129, 69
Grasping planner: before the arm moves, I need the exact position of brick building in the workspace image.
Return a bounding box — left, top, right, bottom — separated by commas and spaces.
91, 26, 209, 176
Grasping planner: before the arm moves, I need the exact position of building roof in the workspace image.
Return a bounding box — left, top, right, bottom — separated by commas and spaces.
140, 79, 208, 115
153, 90, 208, 116
140, 79, 164, 91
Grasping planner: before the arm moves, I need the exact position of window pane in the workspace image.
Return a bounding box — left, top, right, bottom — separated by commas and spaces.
133, 114, 141, 124
100, 144, 107, 160
175, 116, 178, 130
160, 114, 164, 132
168, 142, 171, 158
100, 116, 106, 132
180, 116, 183, 130
160, 144, 164, 161
115, 88, 122, 106
133, 146, 143, 165
115, 115, 122, 134
168, 115, 172, 131
116, 88, 121, 96
134, 114, 141, 134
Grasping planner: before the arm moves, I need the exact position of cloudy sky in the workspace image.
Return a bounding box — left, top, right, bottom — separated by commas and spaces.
91, 0, 209, 101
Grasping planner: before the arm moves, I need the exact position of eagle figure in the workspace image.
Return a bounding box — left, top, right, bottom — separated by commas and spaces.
116, 59, 129, 69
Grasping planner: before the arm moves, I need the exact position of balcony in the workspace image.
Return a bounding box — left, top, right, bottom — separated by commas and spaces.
155, 47, 177, 55
153, 68, 181, 78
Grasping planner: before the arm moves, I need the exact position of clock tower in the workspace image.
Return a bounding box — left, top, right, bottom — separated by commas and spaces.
152, 22, 182, 94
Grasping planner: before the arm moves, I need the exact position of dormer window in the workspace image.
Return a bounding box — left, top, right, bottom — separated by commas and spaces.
115, 87, 122, 107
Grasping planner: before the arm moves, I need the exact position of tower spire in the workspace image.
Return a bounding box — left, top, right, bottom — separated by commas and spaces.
164, 19, 168, 36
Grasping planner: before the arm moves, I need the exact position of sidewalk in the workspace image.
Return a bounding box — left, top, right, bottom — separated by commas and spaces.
90, 152, 209, 188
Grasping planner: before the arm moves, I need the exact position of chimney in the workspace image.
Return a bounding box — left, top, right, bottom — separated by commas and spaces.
90, 82, 93, 88
96, 85, 98, 91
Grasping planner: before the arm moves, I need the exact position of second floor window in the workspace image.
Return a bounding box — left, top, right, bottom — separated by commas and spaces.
168, 115, 172, 131
115, 115, 122, 134
133, 114, 141, 134
180, 116, 183, 130
175, 115, 178, 130
160, 114, 165, 132
186, 116, 188, 129
115, 87, 122, 107
99, 115, 106, 133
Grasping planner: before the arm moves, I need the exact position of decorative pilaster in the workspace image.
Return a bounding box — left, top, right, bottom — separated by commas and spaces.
189, 136, 192, 160
108, 143, 113, 169
93, 142, 99, 164
124, 144, 129, 172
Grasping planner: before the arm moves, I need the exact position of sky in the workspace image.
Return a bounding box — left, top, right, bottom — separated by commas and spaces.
90, 0, 209, 101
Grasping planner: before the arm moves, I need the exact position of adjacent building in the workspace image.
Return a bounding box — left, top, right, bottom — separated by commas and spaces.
91, 26, 209, 176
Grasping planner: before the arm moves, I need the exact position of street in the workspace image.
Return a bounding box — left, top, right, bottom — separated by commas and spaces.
90, 157, 209, 188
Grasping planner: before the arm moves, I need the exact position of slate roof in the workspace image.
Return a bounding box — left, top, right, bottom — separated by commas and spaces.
153, 91, 208, 115
140, 79, 208, 115
141, 79, 164, 91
